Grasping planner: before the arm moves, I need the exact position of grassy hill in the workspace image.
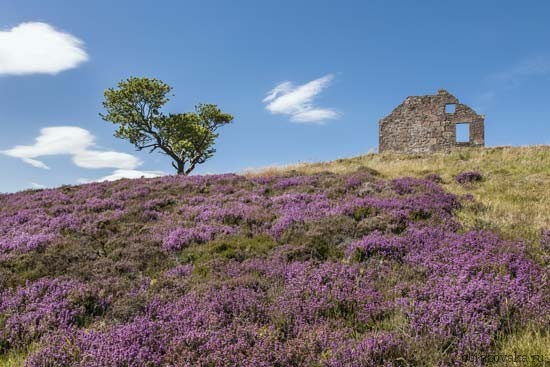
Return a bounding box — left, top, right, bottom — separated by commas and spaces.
1, 146, 548, 366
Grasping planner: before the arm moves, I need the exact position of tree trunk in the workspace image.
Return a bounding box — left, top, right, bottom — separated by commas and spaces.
176, 161, 185, 175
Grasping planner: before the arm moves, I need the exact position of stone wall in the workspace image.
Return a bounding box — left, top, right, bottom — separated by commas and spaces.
379, 90, 485, 153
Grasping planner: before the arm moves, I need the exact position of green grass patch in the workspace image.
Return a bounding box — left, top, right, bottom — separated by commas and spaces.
179, 235, 277, 268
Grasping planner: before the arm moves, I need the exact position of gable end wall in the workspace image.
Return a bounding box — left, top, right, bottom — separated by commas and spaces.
379, 90, 485, 153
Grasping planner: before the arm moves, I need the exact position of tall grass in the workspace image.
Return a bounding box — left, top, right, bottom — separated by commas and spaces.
0, 350, 28, 367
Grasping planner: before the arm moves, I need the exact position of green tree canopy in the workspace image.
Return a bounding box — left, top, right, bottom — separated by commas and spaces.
101, 77, 234, 175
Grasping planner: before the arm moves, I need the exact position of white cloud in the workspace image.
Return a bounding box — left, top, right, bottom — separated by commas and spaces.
263, 74, 339, 123
72, 150, 139, 169
79, 169, 166, 183
1, 126, 140, 170
292, 109, 339, 123
3, 127, 94, 160
22, 158, 51, 170
0, 22, 88, 75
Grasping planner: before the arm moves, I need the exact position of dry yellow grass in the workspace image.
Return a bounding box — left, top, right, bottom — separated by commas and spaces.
247, 145, 550, 245
497, 325, 550, 367
0, 350, 26, 367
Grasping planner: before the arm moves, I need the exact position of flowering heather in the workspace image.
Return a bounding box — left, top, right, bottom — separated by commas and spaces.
273, 175, 317, 190
0, 170, 546, 366
165, 264, 194, 278
347, 231, 406, 262
0, 278, 102, 352
162, 225, 236, 252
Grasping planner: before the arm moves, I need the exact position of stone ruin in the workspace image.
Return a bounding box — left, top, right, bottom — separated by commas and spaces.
379, 89, 485, 153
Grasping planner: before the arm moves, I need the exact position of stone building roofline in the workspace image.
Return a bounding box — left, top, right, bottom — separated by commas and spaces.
392, 89, 484, 119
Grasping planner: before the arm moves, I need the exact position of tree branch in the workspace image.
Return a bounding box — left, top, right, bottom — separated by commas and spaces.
136, 143, 159, 151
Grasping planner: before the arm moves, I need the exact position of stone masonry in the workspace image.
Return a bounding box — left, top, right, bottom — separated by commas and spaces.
379, 89, 485, 153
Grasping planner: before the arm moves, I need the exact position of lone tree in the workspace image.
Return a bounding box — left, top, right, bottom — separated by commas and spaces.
101, 77, 234, 175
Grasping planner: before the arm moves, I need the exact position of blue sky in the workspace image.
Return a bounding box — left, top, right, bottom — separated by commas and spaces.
1, 0, 549, 192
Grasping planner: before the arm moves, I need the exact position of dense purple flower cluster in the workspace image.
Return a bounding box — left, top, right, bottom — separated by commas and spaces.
0, 278, 102, 352
347, 231, 406, 262
26, 260, 401, 367
402, 229, 545, 356
0, 170, 546, 366
162, 225, 236, 252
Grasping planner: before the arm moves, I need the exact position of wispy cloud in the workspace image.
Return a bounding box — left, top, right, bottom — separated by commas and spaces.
78, 169, 166, 183
263, 74, 339, 123
491, 55, 550, 83
2, 126, 140, 170
476, 54, 550, 110
0, 22, 88, 76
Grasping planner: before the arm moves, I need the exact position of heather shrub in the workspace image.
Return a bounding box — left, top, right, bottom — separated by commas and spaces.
355, 214, 393, 235
107, 241, 168, 275
540, 229, 550, 252
94, 276, 152, 323
0, 170, 545, 365
165, 264, 194, 278
141, 198, 175, 211
0, 278, 103, 352
162, 225, 236, 252
328, 331, 407, 366
0, 241, 95, 288
405, 229, 545, 359
424, 173, 443, 183
280, 215, 355, 261
455, 170, 483, 184
84, 197, 124, 212
25, 262, 394, 366
271, 261, 385, 332
348, 232, 406, 263
353, 165, 380, 177
273, 175, 317, 190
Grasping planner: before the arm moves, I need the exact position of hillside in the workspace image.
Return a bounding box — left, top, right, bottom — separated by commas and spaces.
251, 146, 550, 244
1, 146, 549, 366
